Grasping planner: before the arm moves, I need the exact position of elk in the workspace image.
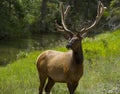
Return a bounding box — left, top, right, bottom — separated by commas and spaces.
36, 1, 106, 94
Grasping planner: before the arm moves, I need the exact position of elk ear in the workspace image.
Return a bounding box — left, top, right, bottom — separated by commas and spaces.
64, 34, 69, 40
63, 33, 73, 40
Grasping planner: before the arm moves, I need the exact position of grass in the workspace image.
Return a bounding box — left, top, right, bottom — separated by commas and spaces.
0, 30, 120, 94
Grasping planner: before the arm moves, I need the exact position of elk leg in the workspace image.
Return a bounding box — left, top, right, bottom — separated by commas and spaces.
67, 82, 78, 94
39, 74, 47, 94
45, 77, 55, 94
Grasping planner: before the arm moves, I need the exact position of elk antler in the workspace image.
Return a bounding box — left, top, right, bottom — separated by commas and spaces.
80, 1, 107, 36
55, 2, 74, 36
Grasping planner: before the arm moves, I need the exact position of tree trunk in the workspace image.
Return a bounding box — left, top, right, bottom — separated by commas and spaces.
8, 0, 12, 20
41, 0, 48, 20
40, 0, 48, 32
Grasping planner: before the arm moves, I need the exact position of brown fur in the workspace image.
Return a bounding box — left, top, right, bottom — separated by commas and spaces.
37, 50, 83, 82
37, 36, 84, 94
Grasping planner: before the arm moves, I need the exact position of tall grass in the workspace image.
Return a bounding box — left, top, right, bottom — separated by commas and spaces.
0, 30, 120, 94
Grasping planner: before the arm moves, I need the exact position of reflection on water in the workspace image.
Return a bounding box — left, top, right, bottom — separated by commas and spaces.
0, 34, 66, 66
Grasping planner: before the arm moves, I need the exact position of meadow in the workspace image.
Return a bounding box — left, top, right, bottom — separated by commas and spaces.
0, 30, 120, 94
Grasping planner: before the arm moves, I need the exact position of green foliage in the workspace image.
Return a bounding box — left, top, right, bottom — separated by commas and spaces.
105, 0, 120, 30
110, 0, 120, 15
0, 0, 120, 38
103, 11, 109, 18
0, 29, 120, 94
0, 0, 29, 38
16, 51, 28, 59
110, 0, 120, 7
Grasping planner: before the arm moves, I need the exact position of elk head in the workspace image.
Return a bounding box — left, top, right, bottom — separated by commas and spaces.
55, 1, 107, 51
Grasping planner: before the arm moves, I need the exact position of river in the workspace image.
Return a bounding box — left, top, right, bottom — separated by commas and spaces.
0, 33, 65, 66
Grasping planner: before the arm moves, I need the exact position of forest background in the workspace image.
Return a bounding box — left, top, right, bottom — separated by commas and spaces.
0, 0, 120, 39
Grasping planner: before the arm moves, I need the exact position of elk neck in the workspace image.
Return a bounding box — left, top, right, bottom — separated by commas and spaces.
72, 44, 84, 64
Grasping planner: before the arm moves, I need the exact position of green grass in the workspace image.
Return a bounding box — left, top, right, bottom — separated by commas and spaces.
0, 30, 120, 94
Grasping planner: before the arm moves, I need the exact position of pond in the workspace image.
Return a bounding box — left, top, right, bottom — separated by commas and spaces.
0, 33, 66, 66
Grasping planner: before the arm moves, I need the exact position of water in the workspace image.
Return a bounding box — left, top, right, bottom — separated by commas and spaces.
0, 33, 65, 66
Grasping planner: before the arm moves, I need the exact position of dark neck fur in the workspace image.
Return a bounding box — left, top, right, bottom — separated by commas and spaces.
73, 44, 84, 64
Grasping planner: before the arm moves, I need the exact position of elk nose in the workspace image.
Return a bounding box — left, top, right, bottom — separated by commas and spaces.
66, 44, 71, 49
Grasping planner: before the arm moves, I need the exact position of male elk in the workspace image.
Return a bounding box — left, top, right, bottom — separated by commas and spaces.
37, 1, 106, 94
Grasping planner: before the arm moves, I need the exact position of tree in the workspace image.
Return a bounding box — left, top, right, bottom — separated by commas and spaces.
0, 0, 26, 38
107, 0, 120, 30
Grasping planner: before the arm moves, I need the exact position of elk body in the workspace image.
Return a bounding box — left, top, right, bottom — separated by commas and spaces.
36, 1, 106, 94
